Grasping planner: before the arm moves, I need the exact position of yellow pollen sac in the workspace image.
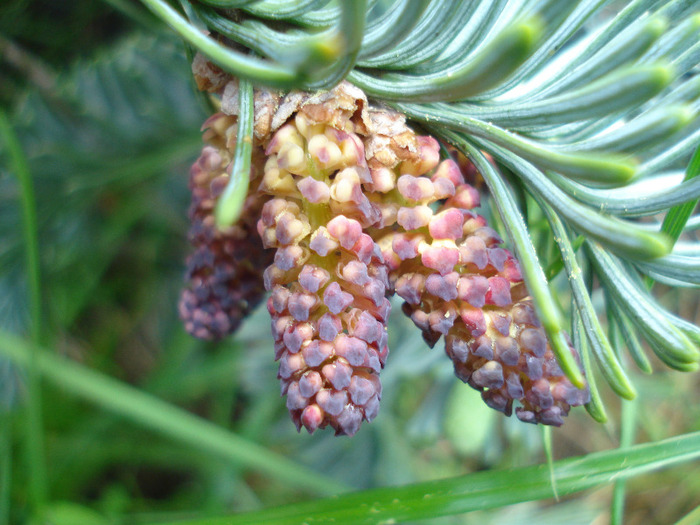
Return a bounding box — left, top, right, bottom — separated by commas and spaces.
278, 142, 308, 175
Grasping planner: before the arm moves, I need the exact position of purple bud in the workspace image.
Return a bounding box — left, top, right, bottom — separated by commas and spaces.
349, 311, 383, 344
260, 198, 290, 227
515, 407, 536, 424
539, 407, 565, 427
327, 216, 362, 250
486, 277, 512, 307
528, 379, 554, 409
544, 356, 564, 377
459, 306, 487, 337
318, 312, 341, 341
506, 372, 524, 399
362, 278, 386, 307
299, 264, 331, 293
392, 233, 421, 261
495, 336, 520, 366
475, 226, 503, 247
336, 405, 363, 436
279, 352, 304, 380
429, 209, 464, 240
487, 248, 508, 272
432, 159, 463, 186
271, 315, 292, 341
323, 282, 354, 314
482, 390, 511, 414
268, 287, 290, 315
397, 175, 434, 201
302, 340, 333, 367
457, 275, 489, 308
552, 382, 590, 406
316, 389, 347, 417
349, 375, 375, 405
285, 381, 307, 410
341, 261, 370, 286
298, 177, 331, 203
409, 308, 430, 332
300, 404, 324, 433
282, 322, 313, 353
397, 206, 433, 230
362, 394, 380, 421
524, 354, 544, 380
426, 272, 459, 301
288, 292, 318, 321
504, 257, 523, 282
352, 233, 375, 264
448, 337, 470, 363
335, 334, 370, 366
263, 265, 288, 290
422, 244, 460, 275
520, 328, 546, 357
490, 313, 511, 336
459, 236, 488, 270
432, 177, 456, 199
299, 371, 323, 398
472, 361, 504, 389
322, 360, 353, 390
471, 335, 494, 360
447, 184, 480, 210
275, 212, 308, 246
309, 227, 339, 256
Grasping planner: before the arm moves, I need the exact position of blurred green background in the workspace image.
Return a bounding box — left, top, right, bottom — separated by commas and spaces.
0, 1, 698, 524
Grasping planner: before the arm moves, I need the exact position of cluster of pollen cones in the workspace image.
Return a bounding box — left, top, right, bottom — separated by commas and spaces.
179, 55, 590, 436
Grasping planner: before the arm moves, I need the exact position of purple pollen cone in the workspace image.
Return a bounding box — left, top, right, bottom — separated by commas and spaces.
179, 120, 273, 341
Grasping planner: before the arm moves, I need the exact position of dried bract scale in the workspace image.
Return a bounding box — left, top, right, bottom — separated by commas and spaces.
256, 84, 390, 436
179, 117, 273, 340
366, 111, 589, 426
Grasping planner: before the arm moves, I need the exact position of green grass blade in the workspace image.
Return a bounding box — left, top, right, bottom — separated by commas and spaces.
611, 397, 638, 525
0, 110, 48, 511
662, 143, 700, 244
155, 431, 700, 524
0, 414, 10, 525
0, 330, 348, 496
676, 505, 700, 525
542, 426, 558, 501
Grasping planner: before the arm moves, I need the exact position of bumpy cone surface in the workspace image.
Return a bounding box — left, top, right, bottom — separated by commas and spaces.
186, 54, 588, 430
365, 112, 590, 426
179, 114, 273, 340
257, 84, 391, 436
